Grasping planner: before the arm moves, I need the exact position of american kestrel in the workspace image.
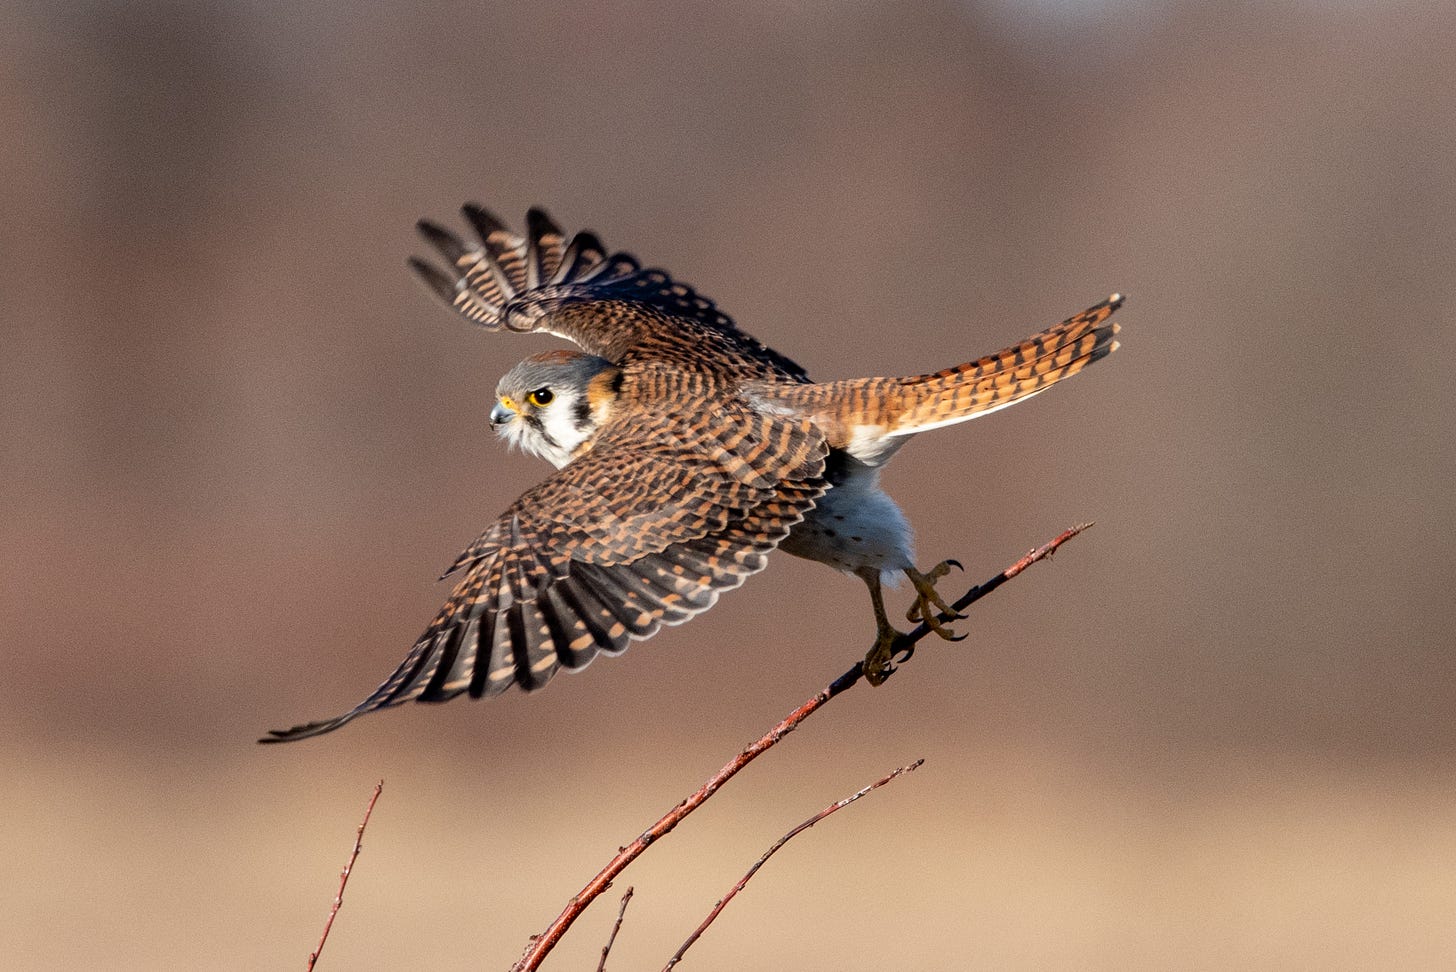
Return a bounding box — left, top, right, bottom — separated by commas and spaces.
262, 205, 1120, 742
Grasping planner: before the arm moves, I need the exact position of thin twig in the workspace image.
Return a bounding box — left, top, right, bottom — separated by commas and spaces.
596, 886, 635, 972
308, 780, 383, 971
663, 758, 925, 970
508, 524, 1088, 972
891, 522, 1095, 670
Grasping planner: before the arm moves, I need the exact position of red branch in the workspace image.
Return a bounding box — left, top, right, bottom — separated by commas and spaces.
508, 523, 1089, 972
595, 886, 634, 972
663, 758, 925, 970
308, 780, 384, 971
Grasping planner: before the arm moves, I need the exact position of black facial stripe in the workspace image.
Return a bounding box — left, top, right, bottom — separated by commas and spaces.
572, 392, 591, 429
526, 413, 560, 452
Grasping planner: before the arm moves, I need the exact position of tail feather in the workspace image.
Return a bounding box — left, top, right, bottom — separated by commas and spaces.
744, 295, 1123, 462
891, 293, 1121, 434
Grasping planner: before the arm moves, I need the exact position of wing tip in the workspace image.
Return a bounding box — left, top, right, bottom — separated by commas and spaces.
462, 202, 508, 243
257, 714, 354, 744
415, 218, 468, 260
407, 255, 458, 303
526, 206, 561, 236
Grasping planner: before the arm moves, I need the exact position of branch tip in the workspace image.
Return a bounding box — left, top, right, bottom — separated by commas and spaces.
663, 757, 927, 970
306, 780, 384, 971
596, 886, 635, 972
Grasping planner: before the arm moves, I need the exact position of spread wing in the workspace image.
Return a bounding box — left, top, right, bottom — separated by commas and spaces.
408, 205, 809, 382
261, 407, 827, 743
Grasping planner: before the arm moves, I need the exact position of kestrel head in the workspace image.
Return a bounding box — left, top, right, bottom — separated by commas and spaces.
491, 350, 618, 468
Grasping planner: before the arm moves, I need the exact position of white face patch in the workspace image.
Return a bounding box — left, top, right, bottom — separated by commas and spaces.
495, 384, 594, 469
492, 351, 616, 469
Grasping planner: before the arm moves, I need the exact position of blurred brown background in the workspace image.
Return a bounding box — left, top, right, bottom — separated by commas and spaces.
5, 0, 1454, 968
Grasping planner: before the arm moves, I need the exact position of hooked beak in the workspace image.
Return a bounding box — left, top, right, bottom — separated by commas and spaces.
489, 400, 514, 428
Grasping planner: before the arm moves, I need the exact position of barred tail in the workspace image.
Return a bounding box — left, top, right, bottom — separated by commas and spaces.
743, 295, 1122, 462
888, 293, 1122, 434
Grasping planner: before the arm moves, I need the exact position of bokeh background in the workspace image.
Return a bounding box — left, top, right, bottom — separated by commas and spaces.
5, 1, 1455, 968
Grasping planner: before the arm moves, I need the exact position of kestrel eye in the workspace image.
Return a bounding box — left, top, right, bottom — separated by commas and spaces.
527, 388, 554, 407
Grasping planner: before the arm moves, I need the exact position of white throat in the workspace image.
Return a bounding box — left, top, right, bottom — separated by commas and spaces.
498, 394, 595, 469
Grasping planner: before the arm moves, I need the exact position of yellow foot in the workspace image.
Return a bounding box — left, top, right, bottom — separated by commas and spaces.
863, 625, 900, 686
905, 560, 968, 642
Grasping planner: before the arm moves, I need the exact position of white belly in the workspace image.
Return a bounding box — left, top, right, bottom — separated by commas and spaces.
779, 457, 913, 580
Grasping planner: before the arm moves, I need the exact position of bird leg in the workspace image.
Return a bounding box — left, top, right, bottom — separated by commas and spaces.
856, 567, 905, 686
856, 561, 969, 685
904, 560, 968, 641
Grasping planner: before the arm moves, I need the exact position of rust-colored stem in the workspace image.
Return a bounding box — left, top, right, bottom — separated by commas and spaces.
595, 887, 634, 972
308, 780, 383, 971
663, 759, 925, 970
508, 524, 1089, 972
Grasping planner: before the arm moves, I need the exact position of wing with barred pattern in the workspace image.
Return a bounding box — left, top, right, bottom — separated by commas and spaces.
261, 408, 826, 742
409, 205, 809, 382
